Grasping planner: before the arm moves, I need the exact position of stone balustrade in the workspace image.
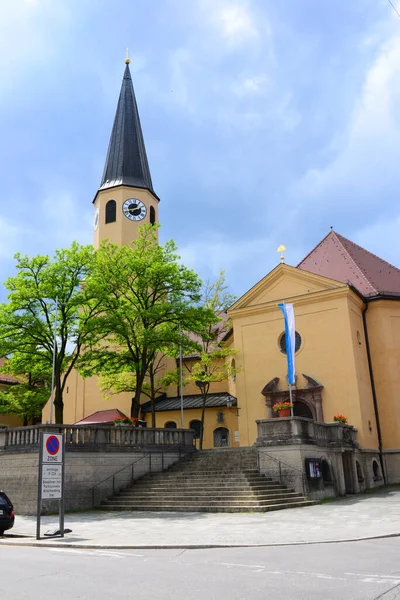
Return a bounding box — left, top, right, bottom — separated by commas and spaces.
256, 416, 358, 448
0, 424, 195, 453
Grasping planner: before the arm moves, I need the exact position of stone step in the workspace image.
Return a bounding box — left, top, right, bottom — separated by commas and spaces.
175, 461, 257, 468
164, 465, 259, 474
112, 492, 303, 502
120, 485, 287, 494
99, 501, 315, 513
125, 481, 285, 490
118, 485, 298, 495
183, 460, 258, 465
102, 495, 306, 508
141, 471, 267, 480
98, 448, 313, 515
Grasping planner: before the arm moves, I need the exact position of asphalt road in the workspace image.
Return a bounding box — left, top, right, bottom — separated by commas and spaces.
1, 538, 400, 599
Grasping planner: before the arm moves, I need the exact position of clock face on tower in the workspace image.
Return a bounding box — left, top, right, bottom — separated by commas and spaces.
122, 199, 147, 221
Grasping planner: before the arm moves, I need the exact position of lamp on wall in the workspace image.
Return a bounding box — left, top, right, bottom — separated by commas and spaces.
227, 397, 240, 416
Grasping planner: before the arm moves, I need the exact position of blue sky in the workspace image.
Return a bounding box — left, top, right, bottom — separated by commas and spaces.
1, 0, 400, 300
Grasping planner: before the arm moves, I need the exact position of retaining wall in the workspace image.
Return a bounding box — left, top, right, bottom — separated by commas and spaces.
0, 450, 182, 515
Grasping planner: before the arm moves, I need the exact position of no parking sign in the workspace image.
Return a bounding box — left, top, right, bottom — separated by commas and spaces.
37, 432, 65, 540
43, 434, 62, 463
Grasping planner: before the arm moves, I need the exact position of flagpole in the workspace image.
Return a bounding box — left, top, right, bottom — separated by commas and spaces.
49, 296, 58, 425
178, 320, 184, 428
289, 383, 294, 417
278, 300, 295, 419
284, 301, 294, 417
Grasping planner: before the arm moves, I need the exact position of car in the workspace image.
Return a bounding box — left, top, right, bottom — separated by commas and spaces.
0, 491, 14, 536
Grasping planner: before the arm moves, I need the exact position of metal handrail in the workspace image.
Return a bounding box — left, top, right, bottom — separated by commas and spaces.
91, 443, 183, 507
257, 448, 308, 497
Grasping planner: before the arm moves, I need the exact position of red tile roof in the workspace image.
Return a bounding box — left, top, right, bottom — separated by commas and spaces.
0, 357, 20, 385
74, 409, 128, 425
297, 231, 400, 297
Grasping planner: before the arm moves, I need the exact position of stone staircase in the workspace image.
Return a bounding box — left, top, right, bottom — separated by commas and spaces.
100, 447, 315, 513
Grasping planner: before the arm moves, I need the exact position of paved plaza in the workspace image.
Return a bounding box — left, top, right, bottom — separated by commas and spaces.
2, 486, 400, 549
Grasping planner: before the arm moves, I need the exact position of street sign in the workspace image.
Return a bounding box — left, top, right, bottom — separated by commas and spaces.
43, 434, 62, 463
42, 464, 62, 499
37, 432, 65, 540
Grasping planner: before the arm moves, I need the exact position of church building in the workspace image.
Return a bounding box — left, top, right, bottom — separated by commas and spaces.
37, 60, 400, 488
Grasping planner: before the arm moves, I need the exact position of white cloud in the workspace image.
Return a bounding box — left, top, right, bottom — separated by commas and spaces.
353, 215, 400, 268
274, 92, 301, 132
0, 0, 70, 101
197, 0, 269, 50
40, 191, 92, 248
179, 233, 280, 294
219, 4, 259, 44
233, 75, 269, 96
288, 32, 400, 221
169, 48, 193, 111
0, 217, 27, 260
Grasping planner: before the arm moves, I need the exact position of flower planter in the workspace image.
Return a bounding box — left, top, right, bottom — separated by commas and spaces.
115, 423, 131, 427
278, 408, 291, 418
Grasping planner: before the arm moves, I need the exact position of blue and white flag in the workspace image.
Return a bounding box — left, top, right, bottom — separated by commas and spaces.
278, 303, 296, 385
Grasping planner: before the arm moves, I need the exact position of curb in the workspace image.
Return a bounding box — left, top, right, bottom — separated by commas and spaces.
1, 531, 400, 550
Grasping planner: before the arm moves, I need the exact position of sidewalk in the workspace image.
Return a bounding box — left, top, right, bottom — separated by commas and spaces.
2, 487, 400, 549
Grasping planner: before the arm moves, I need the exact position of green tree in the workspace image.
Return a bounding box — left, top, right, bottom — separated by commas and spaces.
0, 354, 51, 426
181, 271, 237, 449
80, 225, 213, 418
99, 353, 167, 428
0, 243, 104, 424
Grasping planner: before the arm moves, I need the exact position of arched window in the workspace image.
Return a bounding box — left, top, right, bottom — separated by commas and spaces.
213, 427, 229, 447
150, 206, 156, 225
321, 459, 333, 483
165, 421, 177, 429
372, 459, 381, 481
356, 461, 364, 482
189, 420, 202, 439
105, 200, 116, 224
231, 359, 236, 382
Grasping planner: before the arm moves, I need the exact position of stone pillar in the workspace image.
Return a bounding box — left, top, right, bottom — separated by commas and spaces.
315, 393, 324, 422
350, 452, 360, 494
266, 398, 274, 419
333, 451, 346, 496
0, 428, 6, 450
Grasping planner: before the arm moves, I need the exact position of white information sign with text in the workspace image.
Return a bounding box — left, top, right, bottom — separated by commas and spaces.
41, 464, 62, 499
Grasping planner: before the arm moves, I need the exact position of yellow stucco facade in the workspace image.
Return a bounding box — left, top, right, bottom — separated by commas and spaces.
40, 61, 400, 462
365, 300, 400, 449
93, 186, 159, 249
228, 264, 380, 449
49, 257, 400, 453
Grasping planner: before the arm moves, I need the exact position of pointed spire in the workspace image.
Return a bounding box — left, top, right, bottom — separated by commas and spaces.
99, 62, 156, 197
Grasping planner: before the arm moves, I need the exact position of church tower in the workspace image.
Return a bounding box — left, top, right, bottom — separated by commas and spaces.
93, 58, 160, 249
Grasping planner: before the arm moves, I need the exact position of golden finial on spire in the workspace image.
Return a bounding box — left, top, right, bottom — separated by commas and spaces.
125, 47, 130, 65
277, 244, 286, 263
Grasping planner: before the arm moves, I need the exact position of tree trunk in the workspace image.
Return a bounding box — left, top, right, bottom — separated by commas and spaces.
149, 366, 156, 428
131, 372, 145, 418
199, 391, 207, 450
54, 382, 63, 424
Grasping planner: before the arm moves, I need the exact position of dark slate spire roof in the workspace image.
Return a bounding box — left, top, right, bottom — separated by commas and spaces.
99, 63, 157, 198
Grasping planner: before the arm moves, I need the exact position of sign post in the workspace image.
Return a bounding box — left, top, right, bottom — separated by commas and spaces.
36, 432, 65, 540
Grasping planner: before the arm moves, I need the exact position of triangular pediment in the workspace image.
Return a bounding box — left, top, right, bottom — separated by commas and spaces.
230, 264, 345, 312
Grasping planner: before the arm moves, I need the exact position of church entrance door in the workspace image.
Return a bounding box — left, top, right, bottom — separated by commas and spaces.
293, 401, 313, 419
213, 427, 230, 447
